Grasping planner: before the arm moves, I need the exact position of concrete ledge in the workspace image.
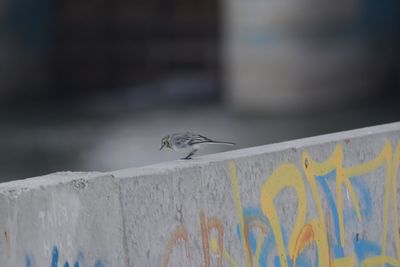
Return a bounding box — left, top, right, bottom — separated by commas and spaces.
1, 122, 400, 266
0, 172, 126, 267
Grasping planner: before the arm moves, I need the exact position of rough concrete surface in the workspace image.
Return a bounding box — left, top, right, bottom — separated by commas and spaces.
0, 172, 126, 267
1, 122, 400, 266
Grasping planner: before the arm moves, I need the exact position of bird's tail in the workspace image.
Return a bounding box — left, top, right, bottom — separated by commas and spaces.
210, 141, 236, 146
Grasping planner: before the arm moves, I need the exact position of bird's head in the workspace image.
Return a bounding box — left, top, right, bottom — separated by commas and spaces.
160, 135, 171, 150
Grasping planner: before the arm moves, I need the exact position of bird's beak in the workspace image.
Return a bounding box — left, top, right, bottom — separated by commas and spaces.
159, 144, 165, 150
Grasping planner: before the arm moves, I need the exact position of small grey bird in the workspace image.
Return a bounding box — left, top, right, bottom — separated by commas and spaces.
160, 132, 235, 159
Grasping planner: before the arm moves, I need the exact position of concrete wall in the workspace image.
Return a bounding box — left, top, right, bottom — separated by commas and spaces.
1, 122, 400, 267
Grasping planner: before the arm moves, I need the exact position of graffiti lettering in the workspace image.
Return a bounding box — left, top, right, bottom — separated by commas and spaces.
25, 246, 105, 267
163, 140, 400, 266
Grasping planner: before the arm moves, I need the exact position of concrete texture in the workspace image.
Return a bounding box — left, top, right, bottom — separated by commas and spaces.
1, 122, 400, 266
0, 172, 126, 267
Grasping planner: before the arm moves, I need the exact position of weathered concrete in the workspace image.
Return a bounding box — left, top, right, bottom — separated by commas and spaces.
1, 122, 400, 266
0, 172, 126, 267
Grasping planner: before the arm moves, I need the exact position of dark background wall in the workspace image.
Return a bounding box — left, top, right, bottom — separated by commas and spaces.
54, 0, 219, 92
1, 0, 220, 101
1, 0, 400, 101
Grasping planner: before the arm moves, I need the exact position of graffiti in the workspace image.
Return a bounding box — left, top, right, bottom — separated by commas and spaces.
163, 140, 400, 266
162, 226, 190, 267
25, 246, 105, 267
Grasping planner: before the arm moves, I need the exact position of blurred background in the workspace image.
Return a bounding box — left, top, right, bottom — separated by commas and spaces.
0, 0, 399, 182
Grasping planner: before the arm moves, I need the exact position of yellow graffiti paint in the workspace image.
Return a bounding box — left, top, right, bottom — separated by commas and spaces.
361, 255, 399, 267
260, 164, 307, 267
333, 253, 355, 266
228, 161, 252, 267
381, 142, 392, 267
393, 142, 400, 263
303, 144, 360, 250
292, 223, 314, 267
200, 210, 225, 267
344, 141, 392, 255
258, 140, 399, 266
163, 139, 400, 267
223, 250, 239, 267
210, 237, 218, 253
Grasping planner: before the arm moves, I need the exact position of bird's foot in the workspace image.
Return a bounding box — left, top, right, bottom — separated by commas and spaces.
181, 149, 197, 160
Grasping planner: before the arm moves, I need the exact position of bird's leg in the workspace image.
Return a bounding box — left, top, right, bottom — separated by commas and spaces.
182, 149, 198, 160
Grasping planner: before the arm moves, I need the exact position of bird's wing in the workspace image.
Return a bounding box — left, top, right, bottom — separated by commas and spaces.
172, 133, 193, 148
187, 134, 214, 145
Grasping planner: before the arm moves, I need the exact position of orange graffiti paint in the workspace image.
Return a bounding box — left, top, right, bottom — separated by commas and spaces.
162, 226, 190, 267
200, 210, 225, 267
292, 224, 314, 267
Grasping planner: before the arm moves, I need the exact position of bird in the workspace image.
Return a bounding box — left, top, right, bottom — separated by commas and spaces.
159, 132, 235, 159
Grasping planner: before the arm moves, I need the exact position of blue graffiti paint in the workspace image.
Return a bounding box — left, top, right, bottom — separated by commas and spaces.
94, 260, 105, 267
236, 225, 257, 253
273, 255, 297, 267
25, 255, 33, 267
295, 246, 318, 267
259, 229, 275, 266
237, 205, 319, 266
51, 246, 59, 267
349, 177, 372, 219
353, 236, 381, 262
236, 208, 275, 266
25, 246, 104, 267
243, 207, 289, 247
47, 246, 104, 267
236, 170, 378, 266
73, 251, 84, 267
316, 170, 344, 258
238, 207, 295, 266
274, 255, 281, 267
76, 251, 84, 263
317, 171, 375, 263
239, 206, 317, 266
